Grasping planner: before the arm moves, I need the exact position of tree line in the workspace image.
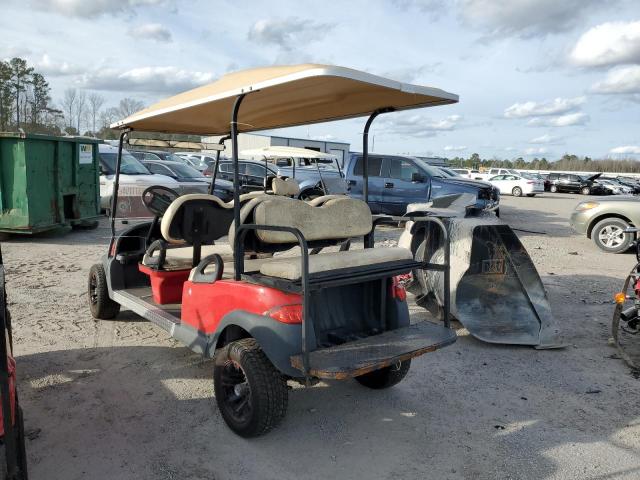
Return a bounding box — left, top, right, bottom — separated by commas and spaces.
448, 153, 640, 174
0, 56, 144, 138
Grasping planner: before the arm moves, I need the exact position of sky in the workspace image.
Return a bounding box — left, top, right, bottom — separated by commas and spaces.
1, 0, 639, 160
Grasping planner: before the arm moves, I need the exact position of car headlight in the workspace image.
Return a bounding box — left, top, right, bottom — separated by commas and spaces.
574, 201, 599, 211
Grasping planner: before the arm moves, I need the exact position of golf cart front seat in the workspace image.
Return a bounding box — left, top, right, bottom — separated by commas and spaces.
141, 178, 301, 271
228, 196, 414, 281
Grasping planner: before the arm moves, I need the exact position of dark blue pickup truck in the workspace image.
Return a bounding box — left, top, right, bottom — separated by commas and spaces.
345, 153, 499, 215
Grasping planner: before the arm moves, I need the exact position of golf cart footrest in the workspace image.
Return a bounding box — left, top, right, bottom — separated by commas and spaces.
290, 321, 456, 380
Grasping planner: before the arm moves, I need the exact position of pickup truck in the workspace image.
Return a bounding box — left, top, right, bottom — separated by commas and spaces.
344, 153, 500, 215
472, 168, 520, 181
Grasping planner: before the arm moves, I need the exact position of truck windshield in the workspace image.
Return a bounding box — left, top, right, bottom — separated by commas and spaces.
100, 152, 150, 175
413, 158, 446, 178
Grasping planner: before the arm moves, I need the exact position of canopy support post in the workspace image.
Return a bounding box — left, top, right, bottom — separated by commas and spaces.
231, 94, 246, 280
208, 134, 230, 195
362, 108, 394, 205
109, 129, 130, 255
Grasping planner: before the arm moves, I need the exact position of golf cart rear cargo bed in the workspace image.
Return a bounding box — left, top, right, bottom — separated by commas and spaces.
290, 321, 456, 379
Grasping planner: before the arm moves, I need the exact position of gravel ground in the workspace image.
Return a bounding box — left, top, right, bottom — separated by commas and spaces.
3, 193, 640, 479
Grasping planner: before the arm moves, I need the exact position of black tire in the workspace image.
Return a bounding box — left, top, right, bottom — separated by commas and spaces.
88, 264, 120, 319
355, 360, 411, 389
550, 185, 558, 193
495, 208, 500, 218
512, 186, 522, 197
581, 186, 591, 195
526, 194, 535, 197
214, 338, 288, 437
591, 218, 633, 253
15, 405, 28, 478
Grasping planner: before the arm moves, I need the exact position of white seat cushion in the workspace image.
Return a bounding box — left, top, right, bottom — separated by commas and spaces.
259, 247, 413, 281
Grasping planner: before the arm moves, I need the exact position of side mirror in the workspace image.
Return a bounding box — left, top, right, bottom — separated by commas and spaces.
411, 172, 424, 183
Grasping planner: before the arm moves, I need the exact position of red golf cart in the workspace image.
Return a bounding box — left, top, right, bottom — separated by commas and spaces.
88, 64, 459, 437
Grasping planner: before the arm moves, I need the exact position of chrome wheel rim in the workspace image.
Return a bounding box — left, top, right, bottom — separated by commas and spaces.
599, 225, 625, 248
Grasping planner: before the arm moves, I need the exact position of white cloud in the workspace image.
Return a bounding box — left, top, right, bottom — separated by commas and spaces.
128, 23, 172, 43
248, 17, 333, 51
570, 21, 640, 68
380, 114, 462, 137
79, 66, 215, 94
444, 145, 467, 151
31, 0, 170, 18
504, 97, 585, 118
525, 147, 548, 155
591, 65, 640, 94
34, 54, 84, 76
527, 112, 590, 127
528, 133, 563, 144
610, 145, 640, 154
459, 0, 605, 38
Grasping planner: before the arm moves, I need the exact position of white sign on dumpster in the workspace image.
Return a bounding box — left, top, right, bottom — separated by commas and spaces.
79, 144, 93, 164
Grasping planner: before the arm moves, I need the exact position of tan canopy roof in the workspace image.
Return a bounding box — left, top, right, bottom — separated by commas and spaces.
111, 64, 458, 135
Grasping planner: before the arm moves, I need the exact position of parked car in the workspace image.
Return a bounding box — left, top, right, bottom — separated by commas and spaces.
487, 173, 544, 197
614, 177, 640, 194
141, 159, 234, 201
241, 146, 348, 198
450, 168, 481, 179
344, 153, 499, 215
98, 144, 179, 213
174, 152, 219, 172
209, 159, 279, 193
595, 178, 634, 195
474, 168, 520, 181
570, 197, 640, 253
547, 173, 606, 195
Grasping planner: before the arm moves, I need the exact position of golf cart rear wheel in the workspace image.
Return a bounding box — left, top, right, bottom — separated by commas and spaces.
512, 186, 522, 197
88, 264, 120, 319
355, 360, 411, 389
592, 218, 632, 253
214, 338, 288, 437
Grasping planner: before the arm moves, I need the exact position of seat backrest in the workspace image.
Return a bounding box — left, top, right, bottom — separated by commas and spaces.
271, 177, 300, 197
229, 196, 372, 252
161, 194, 233, 245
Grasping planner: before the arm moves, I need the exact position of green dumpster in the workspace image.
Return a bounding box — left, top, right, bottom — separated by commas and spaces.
0, 133, 101, 234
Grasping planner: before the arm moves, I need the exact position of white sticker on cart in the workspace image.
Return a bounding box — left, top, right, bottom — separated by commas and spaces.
79, 144, 93, 164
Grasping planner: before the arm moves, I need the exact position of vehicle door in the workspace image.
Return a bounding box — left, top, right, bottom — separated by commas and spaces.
382, 157, 429, 215
567, 174, 583, 192
502, 175, 521, 193
217, 162, 236, 183
346, 155, 387, 213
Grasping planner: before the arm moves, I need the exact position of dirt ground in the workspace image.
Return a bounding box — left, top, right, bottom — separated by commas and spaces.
3, 193, 640, 480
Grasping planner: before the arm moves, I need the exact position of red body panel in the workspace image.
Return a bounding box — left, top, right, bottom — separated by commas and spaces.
0, 355, 16, 437
138, 265, 190, 304
181, 280, 302, 334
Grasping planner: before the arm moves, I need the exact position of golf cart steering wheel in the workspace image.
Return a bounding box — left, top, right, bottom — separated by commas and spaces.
142, 186, 179, 217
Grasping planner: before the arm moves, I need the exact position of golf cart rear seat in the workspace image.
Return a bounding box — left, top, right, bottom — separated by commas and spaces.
229, 196, 415, 283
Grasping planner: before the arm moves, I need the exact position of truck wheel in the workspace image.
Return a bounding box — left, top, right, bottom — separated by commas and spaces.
214, 338, 288, 437
355, 360, 411, 389
550, 185, 558, 193
88, 264, 120, 319
581, 186, 591, 195
512, 186, 522, 197
592, 218, 632, 253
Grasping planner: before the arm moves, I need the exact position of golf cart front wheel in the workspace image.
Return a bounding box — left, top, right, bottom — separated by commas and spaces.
88, 264, 120, 319
355, 360, 411, 389
214, 338, 288, 437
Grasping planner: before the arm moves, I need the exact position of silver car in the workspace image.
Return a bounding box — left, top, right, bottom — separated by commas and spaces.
570, 197, 640, 253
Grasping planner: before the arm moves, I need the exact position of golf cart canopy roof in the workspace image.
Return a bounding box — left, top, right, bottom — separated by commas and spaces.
240, 146, 338, 159
111, 64, 459, 134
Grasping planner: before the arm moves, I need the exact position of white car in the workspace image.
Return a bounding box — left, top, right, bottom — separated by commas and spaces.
98, 144, 179, 214
487, 174, 544, 197
451, 168, 481, 179
174, 152, 220, 172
